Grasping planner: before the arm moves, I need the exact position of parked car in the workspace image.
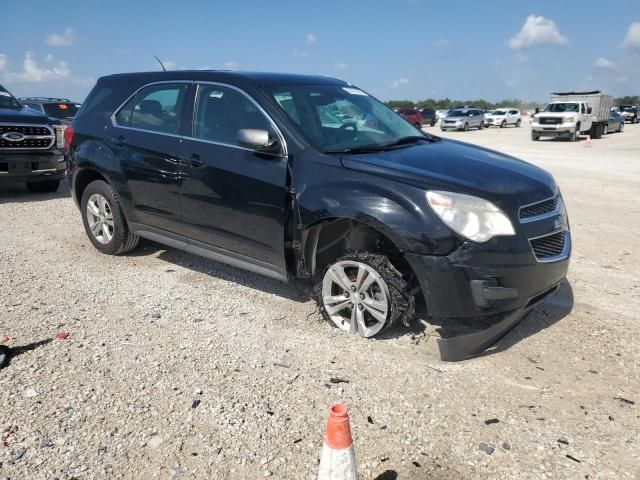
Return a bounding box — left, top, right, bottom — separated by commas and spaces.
531, 91, 613, 141
618, 105, 638, 124
606, 112, 625, 134
0, 84, 67, 192
68, 71, 571, 360
419, 108, 436, 127
20, 97, 81, 125
435, 109, 449, 121
396, 108, 423, 129
440, 109, 485, 131
485, 109, 522, 128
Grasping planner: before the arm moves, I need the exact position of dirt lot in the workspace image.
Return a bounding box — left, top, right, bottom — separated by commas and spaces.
1, 122, 639, 479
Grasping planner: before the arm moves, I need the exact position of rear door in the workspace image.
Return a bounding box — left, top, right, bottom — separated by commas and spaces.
107, 82, 190, 234
179, 82, 289, 269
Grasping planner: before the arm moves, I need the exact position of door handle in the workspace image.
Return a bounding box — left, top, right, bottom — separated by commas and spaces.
111, 135, 127, 146
189, 153, 203, 168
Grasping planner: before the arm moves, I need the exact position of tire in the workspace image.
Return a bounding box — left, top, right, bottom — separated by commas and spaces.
479, 121, 485, 130
531, 132, 540, 141
570, 129, 578, 142
620, 122, 624, 132
604, 125, 608, 135
26, 179, 60, 193
464, 122, 469, 131
500, 120, 506, 128
414, 123, 422, 130
431, 120, 436, 127
81, 180, 139, 255
315, 252, 415, 338
516, 119, 521, 128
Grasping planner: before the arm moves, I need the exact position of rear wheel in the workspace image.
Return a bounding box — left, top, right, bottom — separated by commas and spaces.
479, 121, 485, 130
431, 120, 436, 127
316, 252, 414, 338
81, 180, 139, 255
604, 125, 609, 135
620, 122, 625, 132
26, 179, 60, 193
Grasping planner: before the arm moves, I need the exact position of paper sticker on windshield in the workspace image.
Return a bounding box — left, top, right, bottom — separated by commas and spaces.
343, 87, 367, 96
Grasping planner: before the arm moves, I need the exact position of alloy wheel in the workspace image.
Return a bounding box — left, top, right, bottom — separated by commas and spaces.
321, 260, 390, 337
86, 193, 114, 244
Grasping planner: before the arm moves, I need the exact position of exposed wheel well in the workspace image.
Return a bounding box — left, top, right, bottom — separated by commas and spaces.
74, 169, 108, 203
303, 218, 421, 301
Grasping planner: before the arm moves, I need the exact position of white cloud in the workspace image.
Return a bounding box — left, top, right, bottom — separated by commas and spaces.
45, 27, 76, 47
0, 54, 7, 71
9, 52, 69, 83
434, 39, 449, 48
508, 15, 569, 49
621, 22, 640, 49
224, 61, 239, 69
593, 57, 616, 70
514, 53, 528, 63
391, 78, 409, 88
305, 33, 318, 46
334, 62, 348, 71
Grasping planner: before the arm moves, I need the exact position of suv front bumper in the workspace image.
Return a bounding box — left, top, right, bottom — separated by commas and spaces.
0, 151, 66, 184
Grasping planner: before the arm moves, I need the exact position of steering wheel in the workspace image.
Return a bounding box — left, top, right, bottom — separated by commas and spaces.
339, 121, 358, 133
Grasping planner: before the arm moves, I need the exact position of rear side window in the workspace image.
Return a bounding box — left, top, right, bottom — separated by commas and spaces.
115, 83, 188, 135
193, 84, 272, 147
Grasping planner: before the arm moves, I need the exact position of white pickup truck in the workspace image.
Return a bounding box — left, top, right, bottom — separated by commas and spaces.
531, 91, 613, 142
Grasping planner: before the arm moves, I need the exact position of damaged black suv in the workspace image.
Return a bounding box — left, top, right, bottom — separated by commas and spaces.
68, 71, 571, 360
0, 84, 67, 192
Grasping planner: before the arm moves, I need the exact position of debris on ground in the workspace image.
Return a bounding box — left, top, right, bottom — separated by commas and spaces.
329, 377, 349, 384
479, 442, 495, 455
484, 418, 499, 425
54, 331, 70, 340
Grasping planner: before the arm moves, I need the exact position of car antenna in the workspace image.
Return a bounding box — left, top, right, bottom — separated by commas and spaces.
154, 56, 167, 72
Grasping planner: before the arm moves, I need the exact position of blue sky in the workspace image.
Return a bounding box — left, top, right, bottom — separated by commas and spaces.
1, 1, 639, 102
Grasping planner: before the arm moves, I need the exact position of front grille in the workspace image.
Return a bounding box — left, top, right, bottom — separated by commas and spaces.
530, 231, 566, 259
520, 196, 558, 220
0, 124, 54, 150
538, 117, 562, 125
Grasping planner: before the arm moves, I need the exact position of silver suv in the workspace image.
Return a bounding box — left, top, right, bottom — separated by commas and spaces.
440, 109, 485, 131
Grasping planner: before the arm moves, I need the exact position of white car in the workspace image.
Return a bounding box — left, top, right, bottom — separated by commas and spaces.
485, 108, 522, 128
435, 109, 449, 121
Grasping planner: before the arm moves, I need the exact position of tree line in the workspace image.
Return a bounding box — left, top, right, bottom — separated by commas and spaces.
385, 96, 640, 111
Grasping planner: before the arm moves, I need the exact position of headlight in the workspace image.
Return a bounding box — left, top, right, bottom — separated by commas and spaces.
426, 191, 515, 242
563, 116, 575, 123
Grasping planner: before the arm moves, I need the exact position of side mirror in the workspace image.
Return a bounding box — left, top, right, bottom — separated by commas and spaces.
587, 107, 592, 114
236, 129, 280, 154
535, 108, 540, 114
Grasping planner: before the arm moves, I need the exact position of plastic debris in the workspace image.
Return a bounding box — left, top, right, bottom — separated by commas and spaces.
55, 331, 70, 340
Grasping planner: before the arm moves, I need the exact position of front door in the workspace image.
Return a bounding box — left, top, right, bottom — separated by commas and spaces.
179, 83, 289, 269
108, 82, 190, 234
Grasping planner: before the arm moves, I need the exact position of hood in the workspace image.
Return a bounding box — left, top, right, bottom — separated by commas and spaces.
0, 106, 57, 124
340, 138, 557, 208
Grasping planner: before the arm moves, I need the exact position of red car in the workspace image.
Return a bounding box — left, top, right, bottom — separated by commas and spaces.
396, 108, 423, 129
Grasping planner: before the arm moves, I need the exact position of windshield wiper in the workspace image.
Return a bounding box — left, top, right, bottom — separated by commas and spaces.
378, 134, 439, 150
323, 146, 387, 154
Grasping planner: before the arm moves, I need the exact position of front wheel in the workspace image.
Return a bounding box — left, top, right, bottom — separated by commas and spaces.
620, 122, 624, 132
81, 180, 139, 255
516, 119, 521, 128
464, 122, 469, 131
531, 132, 540, 141
26, 179, 60, 193
316, 252, 414, 338
479, 121, 485, 130
414, 123, 422, 130
500, 120, 506, 128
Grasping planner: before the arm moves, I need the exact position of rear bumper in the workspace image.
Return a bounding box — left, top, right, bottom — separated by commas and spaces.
0, 151, 66, 183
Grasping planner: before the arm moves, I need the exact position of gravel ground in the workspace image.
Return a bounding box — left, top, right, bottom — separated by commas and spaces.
1, 122, 639, 479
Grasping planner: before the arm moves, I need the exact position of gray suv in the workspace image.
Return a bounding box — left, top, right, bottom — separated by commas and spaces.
441, 109, 485, 131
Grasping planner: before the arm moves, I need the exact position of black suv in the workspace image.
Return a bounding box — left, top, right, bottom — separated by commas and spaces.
0, 85, 67, 192
20, 97, 81, 126
68, 71, 571, 360
420, 108, 436, 127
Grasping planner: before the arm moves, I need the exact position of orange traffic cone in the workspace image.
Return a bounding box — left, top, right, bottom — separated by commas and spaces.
317, 404, 358, 480
583, 135, 592, 148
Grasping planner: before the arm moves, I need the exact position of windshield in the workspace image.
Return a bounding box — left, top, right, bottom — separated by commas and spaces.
447, 110, 467, 117
43, 102, 81, 119
543, 103, 579, 113
267, 84, 423, 152
620, 106, 635, 112
0, 86, 22, 110
492, 110, 507, 115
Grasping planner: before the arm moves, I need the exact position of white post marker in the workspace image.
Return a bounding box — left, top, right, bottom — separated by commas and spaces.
317, 404, 358, 480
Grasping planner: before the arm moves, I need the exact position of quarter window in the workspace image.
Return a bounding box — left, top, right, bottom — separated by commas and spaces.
193, 84, 272, 147
115, 83, 188, 135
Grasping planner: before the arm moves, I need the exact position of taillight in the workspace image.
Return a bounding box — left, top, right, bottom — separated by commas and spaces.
64, 125, 74, 153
